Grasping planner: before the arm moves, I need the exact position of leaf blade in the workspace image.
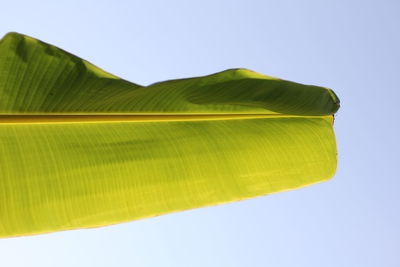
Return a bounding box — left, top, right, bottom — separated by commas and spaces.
0, 116, 336, 237
0, 32, 340, 237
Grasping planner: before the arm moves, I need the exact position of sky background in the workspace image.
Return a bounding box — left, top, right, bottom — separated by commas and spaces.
0, 0, 399, 266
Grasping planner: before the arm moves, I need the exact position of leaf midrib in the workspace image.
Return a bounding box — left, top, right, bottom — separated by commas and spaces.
0, 114, 332, 124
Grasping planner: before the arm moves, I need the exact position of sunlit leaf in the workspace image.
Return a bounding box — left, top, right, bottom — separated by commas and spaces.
0, 32, 340, 237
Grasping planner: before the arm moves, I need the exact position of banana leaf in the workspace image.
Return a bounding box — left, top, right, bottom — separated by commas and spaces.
0, 32, 340, 238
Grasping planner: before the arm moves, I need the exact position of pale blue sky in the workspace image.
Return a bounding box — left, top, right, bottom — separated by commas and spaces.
1, 0, 399, 266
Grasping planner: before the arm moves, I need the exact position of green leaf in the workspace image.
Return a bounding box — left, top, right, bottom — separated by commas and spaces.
0, 32, 340, 237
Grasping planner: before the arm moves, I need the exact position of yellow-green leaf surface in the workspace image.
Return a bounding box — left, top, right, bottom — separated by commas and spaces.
0, 32, 340, 238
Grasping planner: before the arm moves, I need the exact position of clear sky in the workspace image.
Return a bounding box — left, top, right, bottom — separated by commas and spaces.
0, 0, 399, 266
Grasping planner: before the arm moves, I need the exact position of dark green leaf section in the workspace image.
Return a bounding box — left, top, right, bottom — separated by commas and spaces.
0, 32, 340, 115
